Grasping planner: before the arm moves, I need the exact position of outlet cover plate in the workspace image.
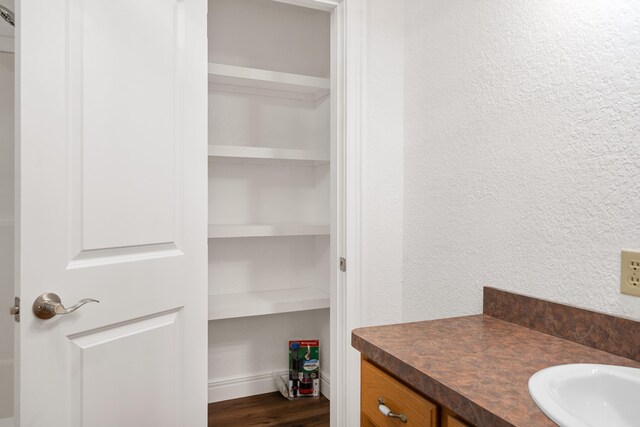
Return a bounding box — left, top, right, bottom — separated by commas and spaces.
621, 250, 640, 297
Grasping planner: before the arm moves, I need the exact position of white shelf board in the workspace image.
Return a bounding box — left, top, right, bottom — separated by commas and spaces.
208, 63, 330, 101
208, 287, 330, 320
208, 223, 329, 238
208, 145, 329, 166
271, 0, 337, 12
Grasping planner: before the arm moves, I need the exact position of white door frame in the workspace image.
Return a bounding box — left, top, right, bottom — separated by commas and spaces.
324, 0, 367, 425
331, 0, 367, 426
278, 1, 366, 425
335, 1, 366, 425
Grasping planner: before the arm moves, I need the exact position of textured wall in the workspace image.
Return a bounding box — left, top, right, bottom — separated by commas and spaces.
363, 0, 404, 326
403, 0, 640, 321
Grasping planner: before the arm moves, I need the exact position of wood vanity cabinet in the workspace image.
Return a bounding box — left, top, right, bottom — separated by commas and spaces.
361, 357, 471, 427
361, 358, 437, 426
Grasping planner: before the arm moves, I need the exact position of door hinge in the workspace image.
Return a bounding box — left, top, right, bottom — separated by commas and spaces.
9, 296, 20, 322
339, 257, 346, 272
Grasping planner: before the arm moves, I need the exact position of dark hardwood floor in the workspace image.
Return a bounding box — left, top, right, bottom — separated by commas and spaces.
208, 392, 330, 427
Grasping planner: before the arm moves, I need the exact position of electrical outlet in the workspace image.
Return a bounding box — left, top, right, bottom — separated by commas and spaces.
620, 250, 640, 297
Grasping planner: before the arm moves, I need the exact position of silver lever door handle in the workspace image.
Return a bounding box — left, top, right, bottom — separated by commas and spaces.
32, 293, 99, 320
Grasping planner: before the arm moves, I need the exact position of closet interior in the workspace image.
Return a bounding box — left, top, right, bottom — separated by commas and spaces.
207, 0, 334, 403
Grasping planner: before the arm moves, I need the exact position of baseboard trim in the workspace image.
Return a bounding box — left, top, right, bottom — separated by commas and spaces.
208, 369, 330, 403
319, 369, 330, 399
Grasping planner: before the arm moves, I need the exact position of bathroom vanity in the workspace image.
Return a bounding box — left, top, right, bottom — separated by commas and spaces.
353, 287, 640, 427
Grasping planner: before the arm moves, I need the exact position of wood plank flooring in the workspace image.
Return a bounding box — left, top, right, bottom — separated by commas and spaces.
208, 392, 330, 427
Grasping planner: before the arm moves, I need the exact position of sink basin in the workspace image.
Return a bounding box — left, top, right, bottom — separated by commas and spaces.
528, 364, 640, 427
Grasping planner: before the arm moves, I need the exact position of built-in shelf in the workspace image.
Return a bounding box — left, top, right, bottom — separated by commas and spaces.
208, 63, 330, 101
208, 223, 329, 239
272, 0, 336, 12
208, 287, 330, 320
208, 145, 329, 166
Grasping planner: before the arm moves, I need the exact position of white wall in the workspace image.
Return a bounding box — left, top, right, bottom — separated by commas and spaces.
0, 49, 14, 419
362, 0, 404, 327
403, 0, 640, 321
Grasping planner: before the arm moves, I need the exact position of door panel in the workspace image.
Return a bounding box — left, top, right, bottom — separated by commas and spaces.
17, 0, 207, 425
72, 0, 182, 251
69, 310, 181, 427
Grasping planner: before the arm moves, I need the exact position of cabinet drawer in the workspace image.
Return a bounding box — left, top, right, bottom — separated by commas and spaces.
443, 413, 471, 427
361, 358, 437, 427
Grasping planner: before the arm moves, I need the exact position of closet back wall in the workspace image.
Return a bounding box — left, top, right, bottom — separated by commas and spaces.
209, 0, 329, 77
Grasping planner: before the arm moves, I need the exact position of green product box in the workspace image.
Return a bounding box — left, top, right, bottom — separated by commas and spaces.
288, 339, 320, 398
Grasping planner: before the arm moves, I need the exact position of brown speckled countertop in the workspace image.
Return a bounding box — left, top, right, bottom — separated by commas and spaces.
352, 290, 640, 427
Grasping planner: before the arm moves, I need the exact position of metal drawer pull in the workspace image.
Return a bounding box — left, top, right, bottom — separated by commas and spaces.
378, 397, 408, 423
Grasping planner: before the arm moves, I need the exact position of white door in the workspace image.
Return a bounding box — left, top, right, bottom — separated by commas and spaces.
16, 0, 207, 426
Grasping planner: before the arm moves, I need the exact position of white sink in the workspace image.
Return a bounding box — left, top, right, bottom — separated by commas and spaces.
528, 364, 640, 427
